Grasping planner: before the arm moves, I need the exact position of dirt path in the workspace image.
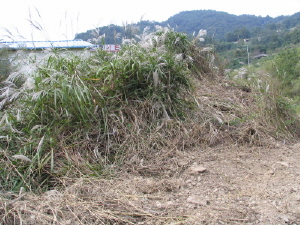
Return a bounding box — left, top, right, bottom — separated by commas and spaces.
170, 143, 300, 224
118, 142, 300, 224
2, 142, 300, 224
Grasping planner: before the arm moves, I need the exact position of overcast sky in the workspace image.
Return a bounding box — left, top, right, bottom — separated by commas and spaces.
1, 0, 300, 41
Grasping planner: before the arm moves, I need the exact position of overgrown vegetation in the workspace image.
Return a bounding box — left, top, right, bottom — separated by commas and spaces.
264, 48, 300, 96
227, 46, 300, 138
1, 20, 299, 195
0, 27, 220, 192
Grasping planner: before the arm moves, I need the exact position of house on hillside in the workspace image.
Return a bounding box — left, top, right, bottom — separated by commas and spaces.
253, 54, 268, 60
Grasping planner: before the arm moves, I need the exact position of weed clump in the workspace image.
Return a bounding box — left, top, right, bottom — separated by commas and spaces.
0, 27, 218, 191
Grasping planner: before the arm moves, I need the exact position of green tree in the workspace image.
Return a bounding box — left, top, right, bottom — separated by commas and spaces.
226, 32, 238, 42
266, 23, 278, 30
284, 29, 300, 45
235, 27, 251, 39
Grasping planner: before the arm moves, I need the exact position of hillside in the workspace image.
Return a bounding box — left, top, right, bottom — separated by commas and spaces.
74, 10, 299, 43
162, 10, 286, 39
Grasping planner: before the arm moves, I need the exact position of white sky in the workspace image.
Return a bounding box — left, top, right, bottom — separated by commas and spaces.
1, 0, 300, 41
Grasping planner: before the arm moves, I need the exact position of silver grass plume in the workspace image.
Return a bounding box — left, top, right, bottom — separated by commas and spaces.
12, 155, 32, 162
153, 70, 159, 89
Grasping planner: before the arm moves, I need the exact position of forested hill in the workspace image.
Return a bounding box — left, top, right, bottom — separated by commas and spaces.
162, 10, 286, 40
74, 10, 300, 43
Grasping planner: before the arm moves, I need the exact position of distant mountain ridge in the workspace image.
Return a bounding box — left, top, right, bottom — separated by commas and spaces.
162, 10, 287, 40
75, 10, 300, 43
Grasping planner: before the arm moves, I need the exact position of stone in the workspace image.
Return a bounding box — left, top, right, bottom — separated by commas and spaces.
187, 196, 207, 206
278, 162, 289, 167
189, 165, 207, 174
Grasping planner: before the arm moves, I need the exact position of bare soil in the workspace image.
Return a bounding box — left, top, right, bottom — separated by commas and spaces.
2, 141, 300, 224
115, 142, 300, 224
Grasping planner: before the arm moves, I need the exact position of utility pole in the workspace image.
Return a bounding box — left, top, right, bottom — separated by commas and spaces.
245, 45, 250, 66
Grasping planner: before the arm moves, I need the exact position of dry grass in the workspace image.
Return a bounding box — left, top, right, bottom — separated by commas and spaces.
3, 142, 300, 225
1, 177, 186, 225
